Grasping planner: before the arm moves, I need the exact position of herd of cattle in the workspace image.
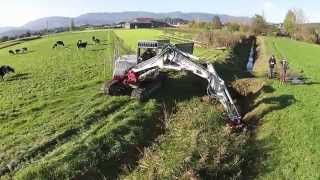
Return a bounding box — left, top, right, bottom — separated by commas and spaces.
52, 36, 101, 49
1, 36, 103, 81
8, 47, 28, 55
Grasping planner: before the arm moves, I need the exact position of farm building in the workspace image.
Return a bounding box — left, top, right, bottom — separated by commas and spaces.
125, 18, 170, 29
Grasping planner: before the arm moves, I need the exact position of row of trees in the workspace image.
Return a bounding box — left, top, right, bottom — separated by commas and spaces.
283, 9, 319, 43
188, 16, 250, 33
250, 9, 320, 43
188, 10, 320, 44
0, 32, 35, 43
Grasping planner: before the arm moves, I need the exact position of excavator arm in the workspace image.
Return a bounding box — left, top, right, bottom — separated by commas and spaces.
130, 44, 241, 124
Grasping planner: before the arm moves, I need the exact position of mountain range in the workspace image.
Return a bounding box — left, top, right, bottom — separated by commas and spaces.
0, 11, 252, 38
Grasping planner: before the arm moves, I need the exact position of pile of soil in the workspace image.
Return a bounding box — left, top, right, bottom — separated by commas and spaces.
231, 78, 265, 97
230, 78, 265, 122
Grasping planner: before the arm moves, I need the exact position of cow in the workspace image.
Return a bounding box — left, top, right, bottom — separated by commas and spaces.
0, 65, 15, 80
52, 43, 58, 49
8, 50, 15, 55
15, 49, 21, 54
56, 41, 65, 46
77, 40, 88, 49
94, 38, 101, 44
22, 47, 28, 53
92, 36, 100, 44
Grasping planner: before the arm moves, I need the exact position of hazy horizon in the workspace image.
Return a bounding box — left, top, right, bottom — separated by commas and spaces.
1, 0, 320, 27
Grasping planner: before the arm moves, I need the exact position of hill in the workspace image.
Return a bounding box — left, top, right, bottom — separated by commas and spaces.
22, 16, 72, 31
0, 11, 251, 38
74, 11, 252, 26
0, 27, 15, 34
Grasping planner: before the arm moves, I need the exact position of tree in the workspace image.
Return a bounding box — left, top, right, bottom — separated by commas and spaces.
225, 22, 240, 32
284, 10, 296, 36
0, 36, 9, 42
188, 20, 197, 28
251, 14, 267, 35
25, 31, 31, 37
212, 16, 223, 29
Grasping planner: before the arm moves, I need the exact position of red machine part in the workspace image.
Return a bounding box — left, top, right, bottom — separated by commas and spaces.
112, 70, 139, 86
127, 70, 139, 84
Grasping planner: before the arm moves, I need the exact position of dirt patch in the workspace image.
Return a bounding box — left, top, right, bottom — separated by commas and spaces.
229, 78, 265, 121
231, 78, 265, 97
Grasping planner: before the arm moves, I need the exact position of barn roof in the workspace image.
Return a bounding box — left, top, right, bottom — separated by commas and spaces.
132, 18, 154, 24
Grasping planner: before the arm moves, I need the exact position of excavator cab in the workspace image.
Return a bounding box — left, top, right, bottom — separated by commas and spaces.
137, 40, 170, 62
137, 40, 195, 62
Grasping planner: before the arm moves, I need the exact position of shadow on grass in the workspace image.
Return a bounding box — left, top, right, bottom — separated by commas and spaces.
0, 98, 131, 178
73, 101, 164, 180
262, 85, 276, 93
18, 50, 36, 55
6, 73, 31, 82
303, 81, 320, 85
253, 94, 296, 111
89, 48, 107, 52
243, 131, 281, 179
242, 94, 297, 178
151, 72, 208, 114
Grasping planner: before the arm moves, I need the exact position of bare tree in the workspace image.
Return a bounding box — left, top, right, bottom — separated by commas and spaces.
284, 10, 296, 36
212, 16, 223, 29
251, 14, 267, 35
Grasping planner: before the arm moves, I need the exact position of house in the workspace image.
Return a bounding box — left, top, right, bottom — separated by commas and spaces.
125, 18, 170, 29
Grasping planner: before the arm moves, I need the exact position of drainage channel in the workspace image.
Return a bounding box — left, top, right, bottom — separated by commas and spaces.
246, 45, 255, 72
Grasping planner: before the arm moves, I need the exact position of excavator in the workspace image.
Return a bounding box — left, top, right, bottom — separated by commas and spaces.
103, 40, 242, 125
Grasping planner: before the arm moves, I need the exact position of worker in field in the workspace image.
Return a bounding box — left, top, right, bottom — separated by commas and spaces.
268, 55, 277, 79
280, 58, 289, 84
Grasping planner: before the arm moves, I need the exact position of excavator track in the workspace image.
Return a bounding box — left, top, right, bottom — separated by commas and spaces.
104, 80, 129, 96
131, 74, 165, 101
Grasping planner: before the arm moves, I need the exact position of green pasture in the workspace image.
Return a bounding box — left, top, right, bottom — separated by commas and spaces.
248, 37, 320, 179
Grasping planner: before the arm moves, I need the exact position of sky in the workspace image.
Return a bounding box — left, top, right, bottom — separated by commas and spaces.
1, 0, 320, 27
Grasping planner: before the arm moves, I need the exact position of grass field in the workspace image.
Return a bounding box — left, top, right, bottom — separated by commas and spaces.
0, 30, 163, 179
114, 29, 164, 49
1, 28, 255, 179
247, 37, 320, 179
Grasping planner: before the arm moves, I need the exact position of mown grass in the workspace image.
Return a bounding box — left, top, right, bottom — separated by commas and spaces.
246, 37, 320, 179
0, 30, 161, 179
114, 29, 164, 50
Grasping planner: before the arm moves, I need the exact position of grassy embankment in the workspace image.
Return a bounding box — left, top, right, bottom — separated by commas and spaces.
0, 28, 257, 179
244, 36, 320, 179
0, 30, 162, 180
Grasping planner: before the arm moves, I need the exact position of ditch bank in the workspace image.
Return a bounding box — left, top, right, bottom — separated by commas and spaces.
73, 34, 265, 180
120, 35, 268, 179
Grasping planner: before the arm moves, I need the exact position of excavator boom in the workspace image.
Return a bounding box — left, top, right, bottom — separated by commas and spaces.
105, 42, 241, 125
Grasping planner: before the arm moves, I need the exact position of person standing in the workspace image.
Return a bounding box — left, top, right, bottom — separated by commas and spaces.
268, 55, 277, 79
280, 58, 289, 84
